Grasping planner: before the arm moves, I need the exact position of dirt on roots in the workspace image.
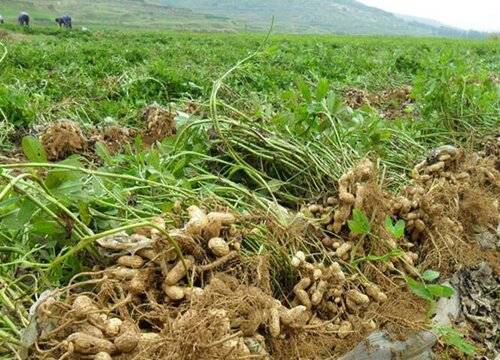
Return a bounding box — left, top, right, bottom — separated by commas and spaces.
34, 103, 176, 161
23, 139, 499, 359
344, 86, 416, 120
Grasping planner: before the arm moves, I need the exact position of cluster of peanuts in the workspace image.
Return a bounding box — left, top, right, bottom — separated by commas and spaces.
35, 294, 157, 359
290, 251, 387, 338
39, 206, 363, 359
99, 206, 242, 303
413, 145, 470, 185
391, 145, 471, 249
305, 158, 376, 235
304, 148, 480, 278
34, 206, 243, 358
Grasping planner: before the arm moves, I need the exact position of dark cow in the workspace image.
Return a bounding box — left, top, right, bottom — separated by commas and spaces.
55, 15, 72, 28
0, 15, 4, 24
18, 12, 30, 26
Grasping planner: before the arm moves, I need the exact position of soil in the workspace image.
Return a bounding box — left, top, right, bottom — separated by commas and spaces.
141, 103, 176, 147
0, 29, 27, 42
344, 86, 416, 120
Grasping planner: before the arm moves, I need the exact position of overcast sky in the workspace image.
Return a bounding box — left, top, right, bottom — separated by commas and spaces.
358, 0, 500, 31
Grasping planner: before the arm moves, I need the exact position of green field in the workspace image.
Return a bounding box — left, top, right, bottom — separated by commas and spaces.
0, 0, 242, 32
0, 26, 499, 359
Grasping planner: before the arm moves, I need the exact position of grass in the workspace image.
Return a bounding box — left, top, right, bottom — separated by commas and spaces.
0, 25, 499, 357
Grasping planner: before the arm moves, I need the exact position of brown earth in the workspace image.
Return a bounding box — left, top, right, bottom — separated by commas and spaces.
344, 86, 416, 120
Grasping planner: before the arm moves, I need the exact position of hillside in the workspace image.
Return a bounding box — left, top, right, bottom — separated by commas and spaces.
0, 0, 241, 32
0, 0, 486, 36
160, 0, 474, 36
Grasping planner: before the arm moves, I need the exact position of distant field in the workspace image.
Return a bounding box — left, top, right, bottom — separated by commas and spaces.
0, 0, 243, 31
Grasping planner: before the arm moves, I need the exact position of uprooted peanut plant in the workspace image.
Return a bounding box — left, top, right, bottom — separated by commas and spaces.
0, 27, 499, 360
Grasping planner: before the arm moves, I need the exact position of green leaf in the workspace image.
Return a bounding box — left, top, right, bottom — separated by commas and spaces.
316, 78, 329, 101
394, 220, 405, 238
296, 78, 312, 104
11, 199, 38, 231
22, 136, 47, 162
161, 202, 174, 212
45, 158, 83, 189
427, 284, 454, 298
77, 200, 91, 226
385, 216, 395, 232
267, 179, 282, 192
266, 45, 280, 55
385, 216, 405, 238
148, 148, 160, 170
95, 142, 113, 165
406, 276, 434, 301
348, 209, 371, 235
433, 326, 476, 355
422, 269, 440, 282
32, 220, 65, 235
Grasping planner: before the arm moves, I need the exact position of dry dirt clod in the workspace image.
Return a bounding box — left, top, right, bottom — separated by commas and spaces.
41, 120, 87, 161
100, 125, 131, 154
141, 103, 176, 146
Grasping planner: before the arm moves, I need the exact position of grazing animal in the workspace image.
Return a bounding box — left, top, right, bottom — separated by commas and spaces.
55, 15, 72, 28
18, 12, 30, 26
0, 15, 4, 24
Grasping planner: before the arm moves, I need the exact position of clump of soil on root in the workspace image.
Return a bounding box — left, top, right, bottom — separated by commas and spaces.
41, 120, 88, 161
89, 125, 135, 155
140, 103, 176, 146
40, 121, 134, 160
26, 103, 175, 162
343, 86, 415, 120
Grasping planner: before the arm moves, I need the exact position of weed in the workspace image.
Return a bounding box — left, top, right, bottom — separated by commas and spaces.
433, 325, 476, 356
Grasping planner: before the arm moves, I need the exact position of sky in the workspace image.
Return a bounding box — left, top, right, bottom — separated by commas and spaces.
358, 0, 500, 31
